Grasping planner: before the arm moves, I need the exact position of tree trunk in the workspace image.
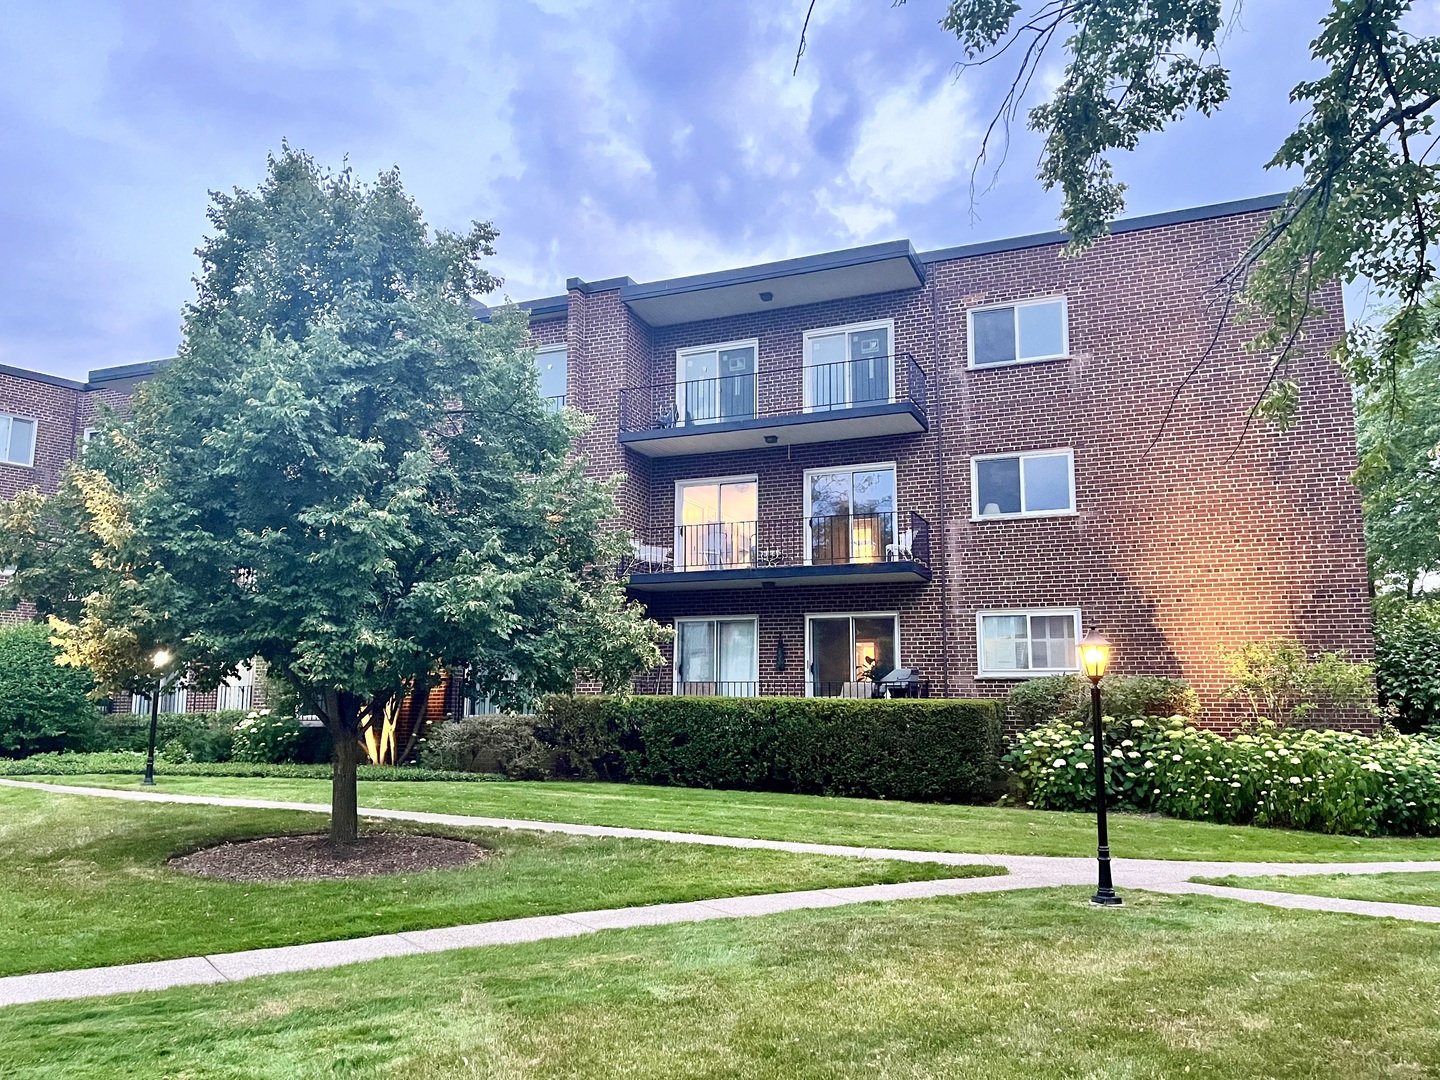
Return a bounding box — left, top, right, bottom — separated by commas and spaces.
322, 688, 363, 846
330, 727, 361, 845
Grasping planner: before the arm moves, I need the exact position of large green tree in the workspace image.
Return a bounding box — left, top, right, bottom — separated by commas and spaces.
1, 149, 665, 841
909, 1, 1440, 426
1356, 295, 1440, 597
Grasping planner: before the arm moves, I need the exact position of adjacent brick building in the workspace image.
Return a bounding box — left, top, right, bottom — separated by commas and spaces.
0, 194, 1372, 723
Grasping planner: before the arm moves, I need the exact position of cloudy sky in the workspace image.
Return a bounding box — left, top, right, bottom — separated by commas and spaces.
0, 0, 1397, 379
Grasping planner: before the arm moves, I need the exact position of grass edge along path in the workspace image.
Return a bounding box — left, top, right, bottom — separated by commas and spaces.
3, 889, 1440, 1078
30, 772, 1440, 864
1195, 869, 1440, 907
0, 784, 997, 979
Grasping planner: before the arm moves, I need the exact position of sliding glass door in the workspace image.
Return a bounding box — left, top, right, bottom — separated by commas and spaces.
675, 618, 757, 697
677, 477, 758, 571
806, 465, 896, 565
676, 342, 757, 426
804, 323, 892, 412
808, 614, 897, 697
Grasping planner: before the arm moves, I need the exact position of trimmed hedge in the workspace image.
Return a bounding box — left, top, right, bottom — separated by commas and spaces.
527, 695, 1004, 803
0, 750, 498, 783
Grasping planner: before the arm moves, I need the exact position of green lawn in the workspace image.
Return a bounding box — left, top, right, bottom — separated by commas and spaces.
1200, 870, 1440, 907
3, 888, 1439, 1078
40, 771, 1440, 863
0, 786, 990, 978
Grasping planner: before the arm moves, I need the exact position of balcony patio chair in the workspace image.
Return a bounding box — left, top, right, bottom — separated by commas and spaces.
628, 539, 673, 572
885, 530, 914, 561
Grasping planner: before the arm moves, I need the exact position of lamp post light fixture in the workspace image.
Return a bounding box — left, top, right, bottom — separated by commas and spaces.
1080, 628, 1122, 907
142, 648, 173, 787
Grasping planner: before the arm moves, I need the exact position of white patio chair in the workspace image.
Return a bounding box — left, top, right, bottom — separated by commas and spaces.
885, 530, 914, 561
629, 539, 672, 572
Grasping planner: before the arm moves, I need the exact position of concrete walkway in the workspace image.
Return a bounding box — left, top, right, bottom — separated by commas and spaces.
4, 777, 1440, 1009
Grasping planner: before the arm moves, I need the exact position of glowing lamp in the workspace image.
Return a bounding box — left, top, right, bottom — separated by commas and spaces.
1079, 628, 1111, 683
152, 648, 173, 669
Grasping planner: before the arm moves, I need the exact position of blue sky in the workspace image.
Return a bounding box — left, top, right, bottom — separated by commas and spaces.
0, 0, 1389, 379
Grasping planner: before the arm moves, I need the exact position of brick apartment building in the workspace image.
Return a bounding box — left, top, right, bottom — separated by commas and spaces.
0, 193, 1372, 722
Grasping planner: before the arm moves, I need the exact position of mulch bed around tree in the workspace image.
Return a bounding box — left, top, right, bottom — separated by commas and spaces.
169, 832, 493, 882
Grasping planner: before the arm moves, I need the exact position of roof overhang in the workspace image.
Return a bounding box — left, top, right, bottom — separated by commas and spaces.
620, 240, 925, 327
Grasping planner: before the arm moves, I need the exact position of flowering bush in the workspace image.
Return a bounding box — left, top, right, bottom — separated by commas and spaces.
230, 710, 304, 764
1006, 715, 1440, 836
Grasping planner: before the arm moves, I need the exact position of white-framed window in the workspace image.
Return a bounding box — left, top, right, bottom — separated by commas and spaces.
537, 345, 568, 408
132, 687, 188, 715
675, 475, 758, 571
968, 297, 1068, 368
806, 612, 898, 698
216, 663, 255, 711
976, 609, 1081, 678
675, 338, 758, 426
971, 449, 1076, 519
804, 462, 898, 565
0, 414, 37, 467
81, 426, 99, 444
803, 319, 895, 412
674, 617, 758, 697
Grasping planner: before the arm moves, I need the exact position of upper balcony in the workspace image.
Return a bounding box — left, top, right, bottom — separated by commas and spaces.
623, 510, 932, 590
617, 354, 929, 457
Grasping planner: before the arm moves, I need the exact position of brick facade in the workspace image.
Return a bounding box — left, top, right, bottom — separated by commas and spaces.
550, 200, 1371, 727
0, 197, 1373, 728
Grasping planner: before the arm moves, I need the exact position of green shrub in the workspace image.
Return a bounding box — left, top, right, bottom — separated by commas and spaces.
231, 712, 305, 763
96, 711, 248, 761
1220, 638, 1376, 727
1006, 674, 1198, 730
0, 624, 99, 757
1007, 714, 1440, 836
1375, 600, 1440, 733
527, 695, 1004, 803
419, 715, 554, 778
0, 750, 499, 782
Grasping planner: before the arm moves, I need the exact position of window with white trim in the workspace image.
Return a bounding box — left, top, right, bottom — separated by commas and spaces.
968, 298, 1068, 367
972, 449, 1075, 518
0, 414, 37, 467
977, 609, 1080, 677
675, 617, 757, 697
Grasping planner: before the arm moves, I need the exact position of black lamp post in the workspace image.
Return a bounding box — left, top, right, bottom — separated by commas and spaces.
142, 648, 173, 787
1080, 628, 1122, 907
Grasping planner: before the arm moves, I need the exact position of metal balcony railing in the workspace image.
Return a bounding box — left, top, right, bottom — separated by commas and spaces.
618, 354, 927, 434
630, 677, 932, 699
623, 511, 931, 575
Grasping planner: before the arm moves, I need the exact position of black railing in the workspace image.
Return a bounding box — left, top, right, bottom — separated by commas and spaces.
618, 354, 927, 434
623, 511, 931, 575
545, 394, 568, 411
629, 676, 931, 699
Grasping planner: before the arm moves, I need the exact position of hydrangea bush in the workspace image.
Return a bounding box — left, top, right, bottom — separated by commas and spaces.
1006, 715, 1440, 836
229, 710, 303, 764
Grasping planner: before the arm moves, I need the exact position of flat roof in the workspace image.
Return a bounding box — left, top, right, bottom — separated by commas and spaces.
543, 192, 1290, 323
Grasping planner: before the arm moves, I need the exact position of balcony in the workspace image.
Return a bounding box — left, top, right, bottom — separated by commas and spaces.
617, 354, 928, 457
624, 511, 932, 590
632, 678, 933, 699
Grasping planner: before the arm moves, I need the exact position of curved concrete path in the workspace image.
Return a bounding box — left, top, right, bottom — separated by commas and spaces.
3, 777, 1440, 1009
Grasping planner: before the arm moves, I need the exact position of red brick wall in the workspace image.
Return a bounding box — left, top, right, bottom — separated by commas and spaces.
0, 204, 1373, 729
559, 206, 1371, 726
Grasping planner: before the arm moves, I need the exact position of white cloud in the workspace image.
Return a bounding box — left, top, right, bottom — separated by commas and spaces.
844, 72, 976, 207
